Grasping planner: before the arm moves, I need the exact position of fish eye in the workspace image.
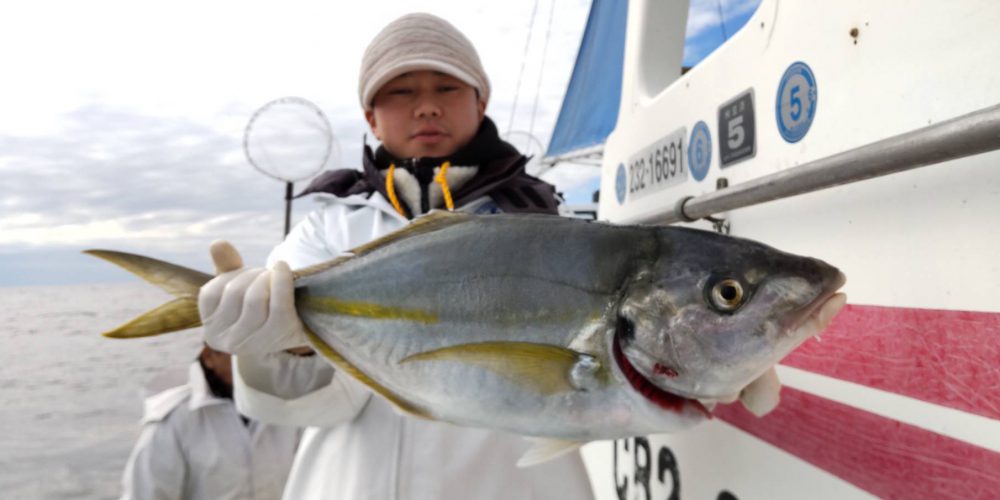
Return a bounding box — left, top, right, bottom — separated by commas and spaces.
709, 278, 745, 312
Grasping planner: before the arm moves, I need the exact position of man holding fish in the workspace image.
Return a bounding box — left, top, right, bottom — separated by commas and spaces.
90, 11, 845, 500
200, 12, 597, 500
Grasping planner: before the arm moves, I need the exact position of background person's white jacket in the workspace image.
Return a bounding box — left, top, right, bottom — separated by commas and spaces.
121, 362, 300, 500
233, 193, 596, 500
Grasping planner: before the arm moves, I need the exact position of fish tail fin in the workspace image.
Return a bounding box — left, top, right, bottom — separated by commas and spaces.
83, 250, 213, 339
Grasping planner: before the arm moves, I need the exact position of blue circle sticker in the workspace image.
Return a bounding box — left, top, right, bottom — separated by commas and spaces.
688, 121, 712, 181
615, 163, 627, 204
775, 62, 817, 143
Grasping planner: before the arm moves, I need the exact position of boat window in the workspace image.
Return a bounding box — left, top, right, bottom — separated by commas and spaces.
682, 0, 763, 70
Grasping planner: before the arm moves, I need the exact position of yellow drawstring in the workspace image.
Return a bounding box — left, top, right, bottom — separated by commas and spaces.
435, 161, 455, 211
385, 163, 406, 217
385, 160, 455, 217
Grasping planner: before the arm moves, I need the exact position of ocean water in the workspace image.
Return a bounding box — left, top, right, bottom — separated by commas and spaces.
0, 282, 204, 499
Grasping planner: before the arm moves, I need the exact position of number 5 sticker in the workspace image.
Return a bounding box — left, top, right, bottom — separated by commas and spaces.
776, 62, 817, 143
718, 89, 756, 167
728, 115, 745, 149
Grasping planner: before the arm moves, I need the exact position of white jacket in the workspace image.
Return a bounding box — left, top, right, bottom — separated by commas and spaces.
233, 192, 595, 500
120, 362, 300, 500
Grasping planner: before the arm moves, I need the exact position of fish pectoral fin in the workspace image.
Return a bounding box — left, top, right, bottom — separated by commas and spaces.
517, 437, 584, 468
400, 341, 594, 395
739, 366, 782, 417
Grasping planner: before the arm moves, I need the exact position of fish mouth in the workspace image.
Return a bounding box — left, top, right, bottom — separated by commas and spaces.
787, 271, 847, 333
613, 333, 712, 418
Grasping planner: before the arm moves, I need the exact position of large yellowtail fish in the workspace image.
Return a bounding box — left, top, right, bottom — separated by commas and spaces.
87, 212, 845, 465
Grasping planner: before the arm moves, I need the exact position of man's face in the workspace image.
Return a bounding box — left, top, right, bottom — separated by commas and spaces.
365, 70, 486, 159
200, 346, 233, 387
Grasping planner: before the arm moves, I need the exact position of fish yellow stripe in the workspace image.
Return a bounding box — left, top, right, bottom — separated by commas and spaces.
301, 325, 431, 419
300, 296, 439, 324
401, 341, 590, 395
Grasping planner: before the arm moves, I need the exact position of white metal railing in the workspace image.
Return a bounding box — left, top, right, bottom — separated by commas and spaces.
540, 144, 605, 167
652, 102, 1000, 225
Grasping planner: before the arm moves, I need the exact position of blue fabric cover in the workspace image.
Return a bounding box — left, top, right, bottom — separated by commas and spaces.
545, 0, 628, 158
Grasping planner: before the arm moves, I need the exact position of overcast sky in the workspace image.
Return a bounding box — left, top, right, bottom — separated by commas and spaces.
0, 0, 758, 286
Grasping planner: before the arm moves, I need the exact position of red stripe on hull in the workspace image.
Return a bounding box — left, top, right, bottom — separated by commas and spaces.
715, 388, 1000, 499
782, 304, 1000, 420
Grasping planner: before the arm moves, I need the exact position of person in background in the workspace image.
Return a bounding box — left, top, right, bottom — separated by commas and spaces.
119, 345, 300, 500
198, 12, 596, 500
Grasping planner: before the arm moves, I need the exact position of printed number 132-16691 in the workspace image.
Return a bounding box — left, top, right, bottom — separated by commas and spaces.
627, 135, 685, 198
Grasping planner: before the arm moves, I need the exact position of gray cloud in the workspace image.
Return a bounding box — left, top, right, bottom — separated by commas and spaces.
0, 0, 642, 286
3, 106, 249, 215
0, 102, 329, 285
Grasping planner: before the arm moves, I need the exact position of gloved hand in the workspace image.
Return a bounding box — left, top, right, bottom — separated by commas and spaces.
199, 240, 309, 355
738, 291, 847, 416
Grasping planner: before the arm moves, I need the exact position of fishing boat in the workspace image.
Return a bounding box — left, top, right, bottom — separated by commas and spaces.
542, 1, 1000, 498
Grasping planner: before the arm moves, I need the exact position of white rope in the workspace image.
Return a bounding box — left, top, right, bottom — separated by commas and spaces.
507, 0, 540, 135
717, 0, 729, 40
528, 0, 557, 140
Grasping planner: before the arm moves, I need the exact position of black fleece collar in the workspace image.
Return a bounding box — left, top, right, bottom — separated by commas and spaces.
369, 117, 518, 171
295, 115, 561, 217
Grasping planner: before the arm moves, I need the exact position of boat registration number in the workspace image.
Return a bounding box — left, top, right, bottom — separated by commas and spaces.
626, 127, 687, 201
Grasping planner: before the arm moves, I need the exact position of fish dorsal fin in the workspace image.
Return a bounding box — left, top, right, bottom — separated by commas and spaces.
301, 325, 432, 419
291, 254, 355, 280
401, 341, 595, 395
349, 210, 472, 257
291, 211, 471, 280
517, 437, 584, 467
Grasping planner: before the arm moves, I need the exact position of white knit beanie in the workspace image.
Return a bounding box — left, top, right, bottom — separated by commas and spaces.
359, 13, 491, 111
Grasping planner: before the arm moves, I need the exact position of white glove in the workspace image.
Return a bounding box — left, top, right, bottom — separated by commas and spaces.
199, 240, 309, 355
739, 291, 847, 416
